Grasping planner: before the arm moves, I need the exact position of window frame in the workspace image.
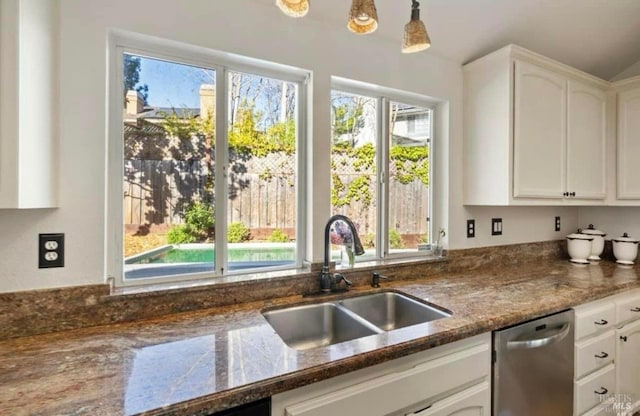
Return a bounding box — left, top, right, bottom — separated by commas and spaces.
330, 78, 437, 261
107, 31, 309, 287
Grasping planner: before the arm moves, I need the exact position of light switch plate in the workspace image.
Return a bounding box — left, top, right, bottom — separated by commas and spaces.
491, 218, 503, 236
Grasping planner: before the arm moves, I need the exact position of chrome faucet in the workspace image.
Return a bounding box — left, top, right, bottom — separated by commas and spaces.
320, 215, 365, 293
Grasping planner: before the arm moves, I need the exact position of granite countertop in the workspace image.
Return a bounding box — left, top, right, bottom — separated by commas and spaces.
1, 260, 639, 416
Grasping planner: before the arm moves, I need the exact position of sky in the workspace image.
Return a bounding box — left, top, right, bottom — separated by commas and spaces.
128, 53, 298, 130
137, 56, 215, 109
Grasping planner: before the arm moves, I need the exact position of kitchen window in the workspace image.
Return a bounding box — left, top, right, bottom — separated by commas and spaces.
330, 81, 434, 260
108, 34, 308, 286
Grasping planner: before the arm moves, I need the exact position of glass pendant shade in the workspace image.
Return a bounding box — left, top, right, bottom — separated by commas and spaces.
276, 0, 310, 18
402, 1, 431, 53
348, 0, 378, 34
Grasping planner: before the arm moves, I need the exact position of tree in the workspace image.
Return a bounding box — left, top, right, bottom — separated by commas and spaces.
124, 55, 149, 105
331, 94, 366, 146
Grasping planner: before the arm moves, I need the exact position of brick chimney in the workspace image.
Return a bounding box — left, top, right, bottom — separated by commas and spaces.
126, 90, 144, 115
199, 84, 215, 121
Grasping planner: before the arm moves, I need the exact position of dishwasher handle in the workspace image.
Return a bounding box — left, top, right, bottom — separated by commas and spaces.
506, 323, 571, 350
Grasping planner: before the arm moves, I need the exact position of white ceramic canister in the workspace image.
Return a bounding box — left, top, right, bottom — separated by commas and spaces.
566, 231, 594, 264
580, 224, 606, 261
612, 233, 640, 265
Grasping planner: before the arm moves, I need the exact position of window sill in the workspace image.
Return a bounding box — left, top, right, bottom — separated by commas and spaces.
110, 255, 448, 298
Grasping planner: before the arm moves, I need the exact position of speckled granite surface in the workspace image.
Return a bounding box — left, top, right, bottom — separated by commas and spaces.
0, 241, 562, 340
1, 257, 639, 416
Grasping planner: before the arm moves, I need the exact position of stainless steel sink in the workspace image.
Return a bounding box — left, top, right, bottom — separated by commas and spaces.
262, 292, 451, 350
338, 292, 451, 331
262, 303, 382, 351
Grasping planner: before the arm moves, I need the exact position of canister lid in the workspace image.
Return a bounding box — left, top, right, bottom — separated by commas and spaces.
612, 232, 640, 244
566, 230, 594, 241
580, 224, 606, 237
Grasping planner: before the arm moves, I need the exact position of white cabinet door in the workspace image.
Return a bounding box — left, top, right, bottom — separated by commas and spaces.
409, 382, 489, 416
282, 344, 489, 416
617, 87, 640, 199
513, 60, 567, 199
616, 319, 640, 413
567, 80, 607, 200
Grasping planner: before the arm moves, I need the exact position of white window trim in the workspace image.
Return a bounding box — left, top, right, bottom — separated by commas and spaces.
330, 77, 437, 261
106, 30, 309, 287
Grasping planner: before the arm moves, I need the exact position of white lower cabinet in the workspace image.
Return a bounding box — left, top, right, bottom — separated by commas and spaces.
574, 289, 640, 416
574, 364, 616, 416
271, 333, 491, 416
616, 319, 640, 415
407, 382, 489, 416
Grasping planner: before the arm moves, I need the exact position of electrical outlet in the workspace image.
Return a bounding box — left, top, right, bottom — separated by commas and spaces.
467, 219, 475, 238
491, 218, 503, 236
39, 233, 64, 268
555, 216, 561, 232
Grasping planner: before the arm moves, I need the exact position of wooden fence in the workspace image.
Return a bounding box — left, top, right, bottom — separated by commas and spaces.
124, 155, 429, 236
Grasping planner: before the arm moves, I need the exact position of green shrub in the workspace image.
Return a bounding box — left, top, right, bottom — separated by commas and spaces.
227, 222, 251, 243
389, 229, 405, 249
184, 202, 214, 237
167, 225, 196, 244
362, 233, 375, 248
267, 229, 289, 242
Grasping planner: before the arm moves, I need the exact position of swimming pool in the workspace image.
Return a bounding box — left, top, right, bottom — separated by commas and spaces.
124, 243, 297, 279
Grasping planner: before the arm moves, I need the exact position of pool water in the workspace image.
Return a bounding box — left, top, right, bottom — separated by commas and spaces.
140, 246, 296, 264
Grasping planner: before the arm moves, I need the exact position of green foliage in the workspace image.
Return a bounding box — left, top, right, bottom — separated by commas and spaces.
390, 145, 429, 185
362, 233, 376, 249
228, 104, 295, 156
160, 109, 203, 140
166, 225, 196, 244
331, 142, 375, 208
267, 229, 290, 242
266, 119, 296, 154
184, 202, 214, 238
418, 234, 429, 244
389, 229, 405, 249
166, 202, 214, 244
227, 222, 251, 243
332, 102, 364, 137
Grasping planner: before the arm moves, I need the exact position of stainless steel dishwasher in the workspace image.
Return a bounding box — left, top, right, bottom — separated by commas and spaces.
493, 309, 574, 416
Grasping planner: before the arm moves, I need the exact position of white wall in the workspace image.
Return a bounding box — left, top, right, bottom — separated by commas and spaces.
0, 0, 577, 292
579, 207, 640, 240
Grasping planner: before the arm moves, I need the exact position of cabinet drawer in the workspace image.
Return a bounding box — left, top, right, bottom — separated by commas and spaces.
283, 344, 490, 416
407, 381, 489, 416
580, 400, 612, 416
616, 291, 640, 325
575, 302, 616, 340
574, 363, 615, 415
575, 331, 615, 379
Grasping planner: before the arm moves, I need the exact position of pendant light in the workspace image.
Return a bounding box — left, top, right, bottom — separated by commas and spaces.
276, 0, 310, 18
402, 0, 431, 53
348, 0, 378, 35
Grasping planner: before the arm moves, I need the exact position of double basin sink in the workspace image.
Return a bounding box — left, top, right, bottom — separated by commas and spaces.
262, 291, 451, 351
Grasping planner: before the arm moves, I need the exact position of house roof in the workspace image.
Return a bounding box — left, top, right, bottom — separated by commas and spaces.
127, 107, 201, 121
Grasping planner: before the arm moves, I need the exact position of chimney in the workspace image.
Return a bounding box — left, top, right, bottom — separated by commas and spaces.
199, 84, 215, 121
126, 90, 144, 115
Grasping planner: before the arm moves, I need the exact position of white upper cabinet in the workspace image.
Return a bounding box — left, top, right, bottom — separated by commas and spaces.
0, 0, 58, 208
464, 45, 609, 206
616, 82, 640, 200
513, 60, 566, 199
567, 80, 607, 200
